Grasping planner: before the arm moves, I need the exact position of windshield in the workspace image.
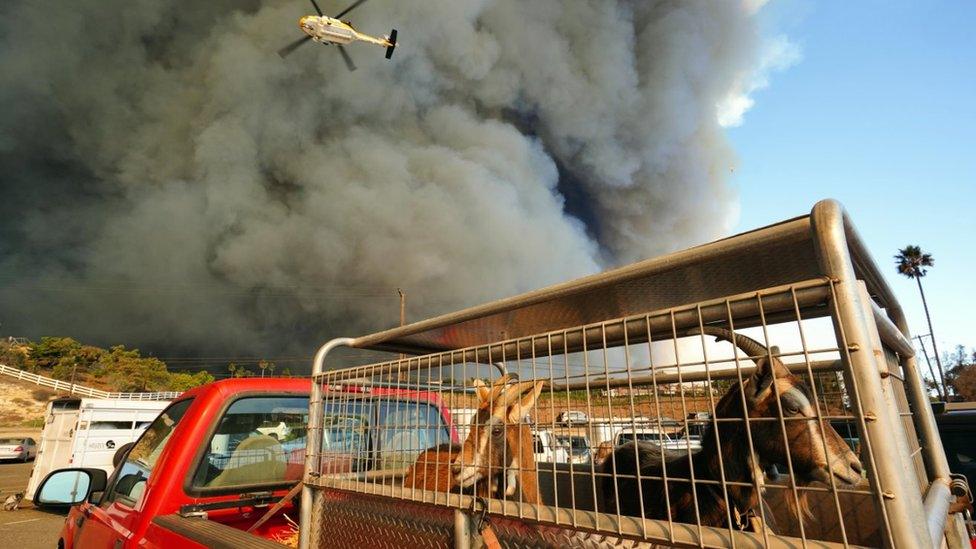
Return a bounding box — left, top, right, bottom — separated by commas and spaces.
193, 396, 309, 490
106, 399, 193, 506
556, 436, 590, 453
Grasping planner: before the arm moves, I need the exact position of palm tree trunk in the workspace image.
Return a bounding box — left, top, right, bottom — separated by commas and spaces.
916, 276, 948, 397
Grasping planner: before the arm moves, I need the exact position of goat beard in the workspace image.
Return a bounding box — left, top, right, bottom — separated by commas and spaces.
780, 489, 813, 527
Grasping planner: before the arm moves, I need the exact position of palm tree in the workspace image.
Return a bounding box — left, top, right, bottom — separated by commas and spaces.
895, 245, 947, 397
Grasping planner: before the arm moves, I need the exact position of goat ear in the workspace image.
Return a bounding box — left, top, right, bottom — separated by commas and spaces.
507, 381, 545, 424
473, 379, 490, 402
750, 358, 775, 399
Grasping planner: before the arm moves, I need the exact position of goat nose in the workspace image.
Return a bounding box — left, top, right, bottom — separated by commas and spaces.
850, 457, 863, 476
451, 463, 461, 475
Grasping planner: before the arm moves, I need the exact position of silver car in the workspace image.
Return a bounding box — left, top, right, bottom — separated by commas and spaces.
0, 437, 37, 462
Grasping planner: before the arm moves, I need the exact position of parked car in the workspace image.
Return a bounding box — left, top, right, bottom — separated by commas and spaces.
0, 437, 37, 462
613, 428, 702, 452
532, 429, 570, 463
556, 435, 591, 464
557, 410, 588, 426
934, 402, 976, 499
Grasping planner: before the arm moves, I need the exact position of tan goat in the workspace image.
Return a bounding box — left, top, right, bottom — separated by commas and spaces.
403, 375, 545, 503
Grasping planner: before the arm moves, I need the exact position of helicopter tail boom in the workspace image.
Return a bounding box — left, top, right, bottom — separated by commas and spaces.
385, 29, 397, 59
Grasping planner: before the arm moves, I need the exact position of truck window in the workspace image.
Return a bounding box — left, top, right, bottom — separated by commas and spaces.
317, 400, 372, 475
193, 396, 308, 490
104, 399, 193, 507
376, 401, 450, 470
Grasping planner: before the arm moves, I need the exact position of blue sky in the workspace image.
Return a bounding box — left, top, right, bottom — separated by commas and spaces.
728, 0, 976, 359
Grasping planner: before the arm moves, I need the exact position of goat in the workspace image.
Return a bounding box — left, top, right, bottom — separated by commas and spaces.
593, 441, 616, 467
603, 326, 863, 531
403, 375, 545, 503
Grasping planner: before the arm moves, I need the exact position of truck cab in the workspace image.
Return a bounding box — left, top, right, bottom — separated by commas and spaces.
35, 378, 456, 549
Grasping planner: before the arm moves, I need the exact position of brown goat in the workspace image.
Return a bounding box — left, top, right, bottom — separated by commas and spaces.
403, 375, 545, 503
603, 326, 863, 531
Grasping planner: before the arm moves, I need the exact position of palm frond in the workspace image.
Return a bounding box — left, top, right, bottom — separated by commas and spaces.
894, 245, 934, 278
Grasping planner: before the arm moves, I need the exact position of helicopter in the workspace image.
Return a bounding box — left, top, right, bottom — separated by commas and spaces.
277, 0, 397, 71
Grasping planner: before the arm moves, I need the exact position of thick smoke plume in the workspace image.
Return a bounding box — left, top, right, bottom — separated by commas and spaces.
0, 1, 778, 361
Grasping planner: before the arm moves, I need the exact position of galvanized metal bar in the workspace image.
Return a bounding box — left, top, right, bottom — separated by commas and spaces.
810, 200, 930, 547
829, 200, 953, 481
924, 480, 953, 549
299, 337, 354, 549
316, 282, 833, 381
869, 300, 915, 359
352, 217, 813, 354
552, 359, 843, 391
823, 199, 965, 548
453, 508, 472, 549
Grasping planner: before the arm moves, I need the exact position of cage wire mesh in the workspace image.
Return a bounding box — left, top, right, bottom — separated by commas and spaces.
307, 279, 928, 547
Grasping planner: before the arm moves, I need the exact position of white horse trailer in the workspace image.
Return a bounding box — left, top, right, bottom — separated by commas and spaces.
26, 397, 170, 501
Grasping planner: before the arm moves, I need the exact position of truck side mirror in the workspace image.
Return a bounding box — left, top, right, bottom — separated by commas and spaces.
33, 468, 108, 508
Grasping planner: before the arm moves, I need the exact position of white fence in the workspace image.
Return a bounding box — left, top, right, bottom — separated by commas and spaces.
0, 363, 180, 400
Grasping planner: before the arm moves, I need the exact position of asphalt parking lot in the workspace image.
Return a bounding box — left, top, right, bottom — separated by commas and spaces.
0, 459, 65, 549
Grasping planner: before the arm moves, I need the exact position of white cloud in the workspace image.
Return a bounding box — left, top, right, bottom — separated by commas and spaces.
718, 33, 802, 127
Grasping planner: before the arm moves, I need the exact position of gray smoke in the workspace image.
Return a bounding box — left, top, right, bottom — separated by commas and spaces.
0, 1, 778, 360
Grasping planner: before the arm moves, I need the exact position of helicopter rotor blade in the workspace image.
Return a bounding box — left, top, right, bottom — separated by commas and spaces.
334, 0, 367, 19
308, 0, 324, 16
337, 45, 357, 71
278, 35, 313, 58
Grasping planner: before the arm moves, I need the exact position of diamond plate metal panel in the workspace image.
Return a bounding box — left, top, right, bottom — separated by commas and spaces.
312, 489, 664, 548
315, 489, 455, 548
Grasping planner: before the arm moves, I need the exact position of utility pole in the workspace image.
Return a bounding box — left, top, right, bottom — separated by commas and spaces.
397, 288, 406, 329
397, 288, 407, 381
915, 335, 944, 400
916, 276, 948, 397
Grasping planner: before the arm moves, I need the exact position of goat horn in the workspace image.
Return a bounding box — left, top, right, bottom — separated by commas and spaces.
483, 373, 511, 404
687, 326, 770, 359
495, 379, 542, 409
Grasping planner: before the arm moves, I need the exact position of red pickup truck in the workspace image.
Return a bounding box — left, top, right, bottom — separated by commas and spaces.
34, 377, 458, 548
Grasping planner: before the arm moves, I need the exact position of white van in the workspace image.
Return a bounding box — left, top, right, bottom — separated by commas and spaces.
25, 397, 170, 501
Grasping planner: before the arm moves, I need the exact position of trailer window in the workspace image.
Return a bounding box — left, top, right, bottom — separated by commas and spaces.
104, 399, 193, 507
193, 396, 309, 489
89, 421, 134, 430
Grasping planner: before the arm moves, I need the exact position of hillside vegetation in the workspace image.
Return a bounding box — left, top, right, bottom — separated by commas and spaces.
0, 376, 54, 427
0, 337, 213, 393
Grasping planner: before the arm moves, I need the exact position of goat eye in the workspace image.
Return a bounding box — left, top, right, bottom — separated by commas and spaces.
491, 426, 504, 437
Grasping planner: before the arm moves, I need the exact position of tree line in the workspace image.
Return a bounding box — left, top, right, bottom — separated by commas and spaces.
0, 336, 214, 392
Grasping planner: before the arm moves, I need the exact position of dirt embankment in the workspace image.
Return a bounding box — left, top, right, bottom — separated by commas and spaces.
0, 377, 54, 428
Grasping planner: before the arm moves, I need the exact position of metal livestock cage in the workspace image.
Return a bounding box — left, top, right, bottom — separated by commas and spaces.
298, 200, 968, 548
